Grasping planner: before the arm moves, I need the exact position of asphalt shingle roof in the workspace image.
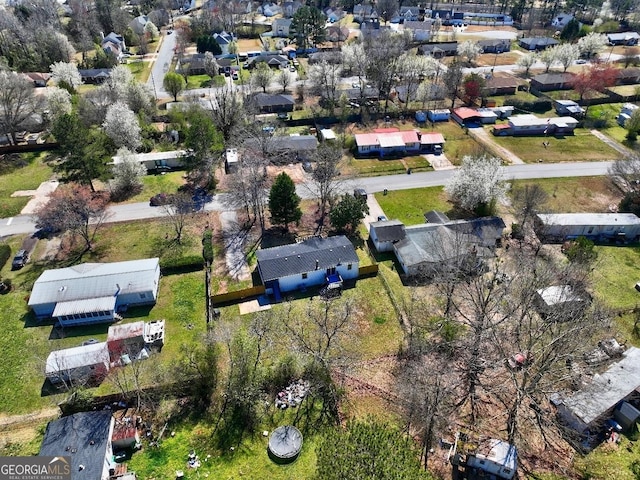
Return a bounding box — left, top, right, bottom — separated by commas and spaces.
39, 411, 113, 480
370, 220, 406, 242
257, 236, 358, 282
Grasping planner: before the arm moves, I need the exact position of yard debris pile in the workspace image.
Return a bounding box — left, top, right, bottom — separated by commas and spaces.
275, 380, 310, 409
187, 450, 200, 469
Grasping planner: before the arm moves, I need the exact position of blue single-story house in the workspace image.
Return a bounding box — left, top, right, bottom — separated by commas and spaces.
29, 258, 161, 326
256, 236, 359, 299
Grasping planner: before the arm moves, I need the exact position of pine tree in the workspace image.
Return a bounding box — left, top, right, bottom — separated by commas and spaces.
268, 172, 302, 230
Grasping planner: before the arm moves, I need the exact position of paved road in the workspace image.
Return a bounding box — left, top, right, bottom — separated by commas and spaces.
0, 161, 615, 238
147, 28, 177, 98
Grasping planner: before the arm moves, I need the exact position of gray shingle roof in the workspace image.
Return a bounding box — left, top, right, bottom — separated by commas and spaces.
424, 210, 450, 224
253, 93, 294, 108
257, 235, 358, 282
29, 258, 159, 307
370, 220, 406, 242
39, 411, 113, 480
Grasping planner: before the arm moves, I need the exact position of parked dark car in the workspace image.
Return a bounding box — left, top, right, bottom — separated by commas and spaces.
354, 188, 367, 201
11, 250, 29, 270
149, 193, 173, 206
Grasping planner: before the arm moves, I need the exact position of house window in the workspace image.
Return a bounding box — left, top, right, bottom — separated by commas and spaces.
327, 267, 336, 275
587, 227, 594, 234
302, 273, 308, 279
347, 264, 352, 270
139, 293, 146, 299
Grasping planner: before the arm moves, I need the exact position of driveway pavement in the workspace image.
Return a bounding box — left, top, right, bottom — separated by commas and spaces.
363, 195, 386, 231
590, 130, 634, 157
468, 127, 525, 165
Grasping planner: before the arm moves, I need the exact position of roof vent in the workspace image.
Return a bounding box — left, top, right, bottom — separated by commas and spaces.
59, 286, 67, 292
90, 440, 95, 445
78, 465, 85, 471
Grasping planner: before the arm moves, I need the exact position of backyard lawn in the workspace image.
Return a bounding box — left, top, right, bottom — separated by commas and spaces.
492, 129, 623, 163
510, 177, 623, 213
0, 217, 210, 414
374, 186, 453, 225
124, 59, 152, 83
591, 245, 640, 311
0, 152, 54, 218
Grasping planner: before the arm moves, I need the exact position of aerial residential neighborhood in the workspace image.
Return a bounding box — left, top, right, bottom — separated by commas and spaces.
1, 0, 640, 478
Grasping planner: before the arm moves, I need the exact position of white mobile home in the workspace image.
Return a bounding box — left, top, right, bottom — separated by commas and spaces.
257, 236, 359, 300
29, 258, 161, 325
466, 439, 517, 480
110, 150, 186, 173
534, 213, 640, 242
46, 342, 110, 386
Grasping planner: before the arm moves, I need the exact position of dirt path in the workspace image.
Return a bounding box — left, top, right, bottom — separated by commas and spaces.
468, 127, 525, 165
0, 407, 59, 445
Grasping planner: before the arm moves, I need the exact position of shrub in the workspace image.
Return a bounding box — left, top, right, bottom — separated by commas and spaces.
564, 236, 597, 265
160, 255, 203, 274
0, 244, 10, 270
202, 229, 213, 264
504, 98, 553, 113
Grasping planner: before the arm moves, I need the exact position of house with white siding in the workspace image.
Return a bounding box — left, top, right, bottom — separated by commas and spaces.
257, 236, 359, 300
29, 258, 161, 326
534, 213, 640, 242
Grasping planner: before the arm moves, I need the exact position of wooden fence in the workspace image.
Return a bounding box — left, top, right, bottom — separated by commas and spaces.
358, 264, 379, 277
211, 285, 265, 306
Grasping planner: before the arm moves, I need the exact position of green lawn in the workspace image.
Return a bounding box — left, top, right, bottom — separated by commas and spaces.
486, 91, 542, 109
0, 217, 209, 414
574, 434, 640, 480
347, 156, 432, 177
125, 59, 152, 83
492, 129, 623, 163
510, 177, 622, 213
374, 186, 452, 225
591, 245, 640, 311
429, 121, 487, 165
0, 152, 54, 218
118, 171, 187, 204
128, 418, 319, 480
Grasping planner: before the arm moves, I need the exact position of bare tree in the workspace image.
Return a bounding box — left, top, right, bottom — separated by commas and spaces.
250, 63, 273, 93
307, 143, 344, 227
308, 60, 342, 113
609, 154, 640, 192
486, 251, 607, 446
512, 183, 549, 229
162, 192, 196, 244
276, 69, 294, 93
442, 60, 464, 109
208, 84, 245, 143
363, 30, 409, 112
34, 183, 111, 253
0, 70, 44, 145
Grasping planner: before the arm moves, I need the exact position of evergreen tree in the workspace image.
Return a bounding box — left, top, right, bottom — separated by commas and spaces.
560, 19, 580, 41
268, 172, 302, 230
290, 6, 326, 52
329, 194, 369, 234
52, 113, 112, 191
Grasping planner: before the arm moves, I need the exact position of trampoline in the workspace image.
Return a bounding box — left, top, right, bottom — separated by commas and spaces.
268, 426, 303, 463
